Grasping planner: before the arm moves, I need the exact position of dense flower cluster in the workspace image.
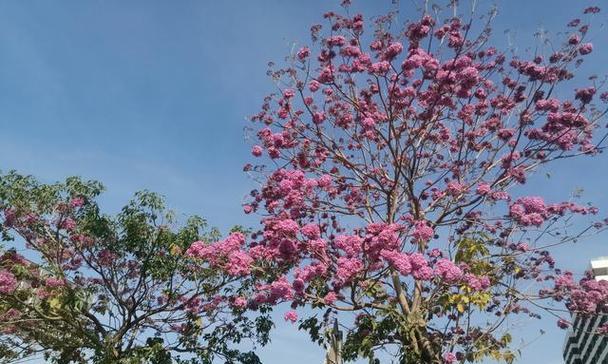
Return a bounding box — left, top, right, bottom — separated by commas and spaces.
186, 232, 253, 276
550, 271, 608, 314
284, 310, 298, 323
510, 196, 596, 226
0, 270, 17, 294
434, 259, 463, 283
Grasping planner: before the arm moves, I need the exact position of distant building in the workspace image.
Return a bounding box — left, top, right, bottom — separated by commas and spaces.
562, 257, 608, 364
591, 257, 608, 281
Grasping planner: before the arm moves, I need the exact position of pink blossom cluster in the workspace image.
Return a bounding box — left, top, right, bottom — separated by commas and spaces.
510, 196, 596, 227
335, 257, 364, 285
443, 352, 457, 363
475, 183, 510, 201
59, 217, 77, 231
254, 276, 294, 305
44, 277, 65, 288
231, 296, 248, 309
566, 277, 608, 313
186, 232, 253, 276
0, 270, 17, 294
97, 249, 118, 267
363, 223, 402, 258
549, 271, 608, 320
509, 196, 548, 226
411, 220, 434, 243
70, 197, 85, 208
463, 273, 491, 291
579, 43, 593, 55
380, 251, 433, 280
284, 310, 298, 323
433, 259, 463, 283
294, 262, 328, 283
527, 108, 594, 152
249, 169, 321, 215
334, 234, 362, 256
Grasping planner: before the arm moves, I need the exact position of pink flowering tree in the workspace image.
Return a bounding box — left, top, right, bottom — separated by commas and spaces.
0, 171, 271, 364
232, 2, 608, 363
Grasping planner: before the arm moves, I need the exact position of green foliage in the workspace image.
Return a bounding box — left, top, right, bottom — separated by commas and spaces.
0, 171, 270, 364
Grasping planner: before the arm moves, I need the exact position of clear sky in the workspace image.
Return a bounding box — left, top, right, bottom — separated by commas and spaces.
0, 1, 606, 363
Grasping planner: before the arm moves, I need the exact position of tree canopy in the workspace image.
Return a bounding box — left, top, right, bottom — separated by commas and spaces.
0, 171, 271, 364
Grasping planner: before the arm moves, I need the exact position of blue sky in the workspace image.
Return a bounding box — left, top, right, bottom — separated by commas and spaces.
0, 0, 606, 363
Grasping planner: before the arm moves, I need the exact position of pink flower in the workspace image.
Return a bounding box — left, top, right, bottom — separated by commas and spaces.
497, 128, 515, 141
317, 174, 333, 188
252, 145, 263, 157
383, 42, 403, 60
60, 217, 77, 231
369, 61, 391, 74
317, 65, 334, 83
457, 66, 479, 87
575, 87, 596, 104
381, 250, 411, 275
297, 47, 310, 60
301, 223, 321, 239
283, 89, 295, 99
411, 221, 434, 243
44, 277, 65, 288
232, 297, 248, 309
0, 270, 17, 294
295, 263, 327, 282
334, 235, 362, 256
225, 251, 254, 276
491, 191, 510, 201
35, 288, 51, 299
186, 233, 253, 276
326, 35, 346, 47
324, 292, 338, 305
535, 98, 560, 112
463, 274, 490, 291
313, 112, 326, 124
70, 197, 85, 208
434, 259, 462, 283
292, 278, 305, 293
361, 117, 376, 129
269, 276, 293, 302
335, 257, 363, 284
446, 181, 466, 196
413, 266, 434, 280
568, 34, 580, 45
97, 249, 117, 267
284, 310, 298, 323
509, 196, 547, 226
583, 6, 601, 14
443, 352, 457, 363
476, 183, 491, 195
579, 43, 593, 55
274, 219, 300, 235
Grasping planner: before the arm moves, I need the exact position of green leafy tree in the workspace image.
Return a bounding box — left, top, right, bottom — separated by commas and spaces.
0, 171, 271, 364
